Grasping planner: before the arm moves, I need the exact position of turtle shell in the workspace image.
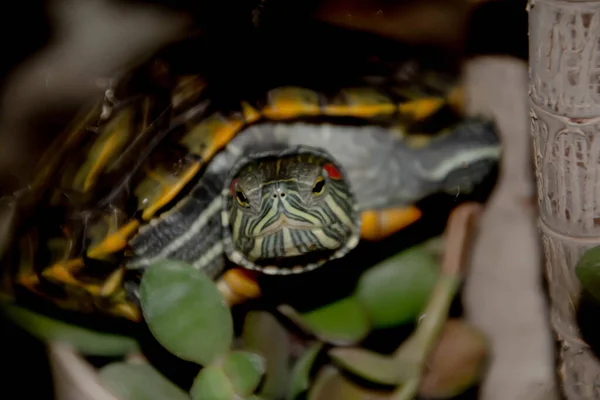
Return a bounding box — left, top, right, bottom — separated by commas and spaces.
0, 51, 499, 322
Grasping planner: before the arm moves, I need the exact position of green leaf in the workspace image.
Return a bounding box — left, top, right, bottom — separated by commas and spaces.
242, 311, 291, 399
1, 302, 138, 356
99, 362, 190, 400
328, 347, 400, 385
307, 366, 391, 400
287, 342, 323, 400
576, 245, 600, 302
223, 351, 265, 397
140, 260, 233, 365
190, 365, 236, 400
422, 236, 445, 260
355, 246, 438, 328
286, 296, 371, 345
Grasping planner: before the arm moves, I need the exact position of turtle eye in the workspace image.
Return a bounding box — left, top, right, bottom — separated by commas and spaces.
312, 176, 326, 196
236, 189, 249, 207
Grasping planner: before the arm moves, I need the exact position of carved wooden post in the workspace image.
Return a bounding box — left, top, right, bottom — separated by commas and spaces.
530, 0, 600, 398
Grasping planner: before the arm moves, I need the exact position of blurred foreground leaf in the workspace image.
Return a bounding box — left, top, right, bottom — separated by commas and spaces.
140, 260, 233, 365
418, 319, 489, 399
308, 366, 391, 400
355, 246, 438, 328
190, 365, 235, 400
99, 362, 190, 400
242, 311, 291, 399
576, 245, 600, 302
296, 296, 371, 345
422, 236, 445, 260
288, 342, 323, 400
328, 347, 400, 385
223, 351, 265, 398
2, 302, 138, 356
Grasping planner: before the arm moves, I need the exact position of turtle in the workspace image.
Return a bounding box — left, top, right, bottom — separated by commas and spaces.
0, 58, 502, 323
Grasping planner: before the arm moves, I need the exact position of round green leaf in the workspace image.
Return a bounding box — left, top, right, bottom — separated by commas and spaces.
242, 311, 291, 399
287, 342, 323, 400
576, 245, 600, 302
99, 362, 190, 400
223, 351, 265, 397
190, 365, 235, 400
2, 302, 138, 356
140, 260, 233, 365
294, 296, 371, 345
355, 246, 438, 328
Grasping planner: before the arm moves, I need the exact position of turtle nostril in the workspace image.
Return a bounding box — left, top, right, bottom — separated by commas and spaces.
280, 192, 286, 198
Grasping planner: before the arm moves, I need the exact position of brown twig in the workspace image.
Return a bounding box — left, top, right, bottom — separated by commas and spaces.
441, 202, 484, 277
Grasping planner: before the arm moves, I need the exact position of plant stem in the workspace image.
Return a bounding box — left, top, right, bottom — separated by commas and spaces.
390, 378, 420, 400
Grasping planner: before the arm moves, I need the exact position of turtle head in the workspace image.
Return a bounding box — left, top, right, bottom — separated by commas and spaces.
222, 147, 361, 274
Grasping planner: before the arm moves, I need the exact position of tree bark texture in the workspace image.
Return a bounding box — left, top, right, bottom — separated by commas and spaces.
530, 1, 600, 398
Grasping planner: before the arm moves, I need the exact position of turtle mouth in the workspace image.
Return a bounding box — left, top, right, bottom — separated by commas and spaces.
251, 215, 326, 238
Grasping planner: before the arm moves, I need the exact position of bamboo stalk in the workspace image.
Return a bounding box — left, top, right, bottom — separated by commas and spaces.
529, 1, 600, 398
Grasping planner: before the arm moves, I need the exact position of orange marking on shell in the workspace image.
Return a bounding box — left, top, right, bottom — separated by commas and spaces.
323, 87, 396, 117
159, 116, 245, 220
202, 119, 246, 159
241, 101, 262, 123
141, 162, 201, 220
100, 267, 126, 297
42, 259, 85, 284
262, 87, 321, 120
87, 220, 140, 259
398, 98, 445, 121
323, 104, 396, 117
360, 206, 422, 241
82, 109, 133, 192
16, 273, 41, 290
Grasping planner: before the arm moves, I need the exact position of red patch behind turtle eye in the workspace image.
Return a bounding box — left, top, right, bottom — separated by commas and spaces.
323, 163, 342, 180
230, 178, 239, 195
